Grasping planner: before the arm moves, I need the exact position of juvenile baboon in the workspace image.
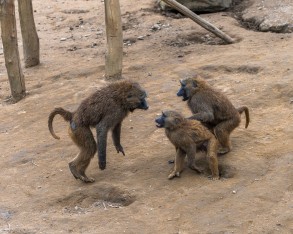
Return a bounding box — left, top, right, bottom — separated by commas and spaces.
155, 110, 219, 180
48, 80, 149, 183
177, 76, 249, 154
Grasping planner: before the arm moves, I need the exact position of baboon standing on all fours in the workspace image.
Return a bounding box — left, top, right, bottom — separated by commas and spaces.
155, 110, 219, 180
48, 80, 148, 183
177, 76, 249, 154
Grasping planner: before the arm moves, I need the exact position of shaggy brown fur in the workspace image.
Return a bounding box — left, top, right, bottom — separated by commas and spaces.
155, 110, 219, 180
48, 80, 148, 183
177, 76, 249, 154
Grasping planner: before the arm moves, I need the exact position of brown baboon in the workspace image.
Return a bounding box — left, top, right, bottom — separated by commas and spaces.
155, 110, 219, 180
48, 80, 148, 183
177, 76, 249, 154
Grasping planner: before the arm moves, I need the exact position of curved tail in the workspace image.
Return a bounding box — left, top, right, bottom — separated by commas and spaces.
237, 106, 250, 128
48, 107, 73, 139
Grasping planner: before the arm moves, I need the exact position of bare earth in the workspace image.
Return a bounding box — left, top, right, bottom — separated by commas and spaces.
0, 0, 292, 233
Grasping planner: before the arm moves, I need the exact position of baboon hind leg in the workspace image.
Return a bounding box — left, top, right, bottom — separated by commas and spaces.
206, 137, 219, 180
214, 117, 240, 154
187, 146, 204, 173
68, 126, 97, 183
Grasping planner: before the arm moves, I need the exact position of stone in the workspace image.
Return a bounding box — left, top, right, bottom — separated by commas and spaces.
241, 0, 293, 33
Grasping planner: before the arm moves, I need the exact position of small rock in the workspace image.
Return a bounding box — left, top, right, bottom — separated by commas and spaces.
137, 36, 144, 40
91, 43, 97, 48
60, 37, 67, 41
232, 190, 237, 194
151, 24, 161, 31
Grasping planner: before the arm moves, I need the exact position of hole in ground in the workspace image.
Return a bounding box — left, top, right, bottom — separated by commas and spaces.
54, 184, 135, 213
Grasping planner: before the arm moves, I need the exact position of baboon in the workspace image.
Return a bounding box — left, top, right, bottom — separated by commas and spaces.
155, 110, 219, 180
177, 76, 249, 154
48, 80, 149, 183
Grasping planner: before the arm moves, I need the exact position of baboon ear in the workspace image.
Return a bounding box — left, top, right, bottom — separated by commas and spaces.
180, 79, 186, 86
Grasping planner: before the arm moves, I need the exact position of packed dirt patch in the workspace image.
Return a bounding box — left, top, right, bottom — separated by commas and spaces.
0, 0, 292, 233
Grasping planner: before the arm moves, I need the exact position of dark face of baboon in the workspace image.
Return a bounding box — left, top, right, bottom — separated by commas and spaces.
125, 83, 148, 112
177, 76, 206, 101
155, 111, 184, 130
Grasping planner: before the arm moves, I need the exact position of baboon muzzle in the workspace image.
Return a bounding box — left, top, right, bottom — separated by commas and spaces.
177, 87, 188, 101
139, 99, 149, 110
155, 116, 164, 128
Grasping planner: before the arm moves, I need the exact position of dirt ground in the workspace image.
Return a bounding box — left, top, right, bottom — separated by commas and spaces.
0, 0, 292, 233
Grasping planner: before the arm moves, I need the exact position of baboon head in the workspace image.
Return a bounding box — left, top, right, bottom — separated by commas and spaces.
155, 110, 184, 130
124, 82, 149, 112
177, 76, 207, 101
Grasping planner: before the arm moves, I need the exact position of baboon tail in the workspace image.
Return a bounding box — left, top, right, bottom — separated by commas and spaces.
48, 107, 73, 139
237, 106, 250, 128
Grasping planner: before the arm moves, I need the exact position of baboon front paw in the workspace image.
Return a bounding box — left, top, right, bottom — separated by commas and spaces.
168, 171, 180, 179
217, 147, 230, 155
208, 175, 220, 180
81, 176, 95, 183
115, 145, 125, 156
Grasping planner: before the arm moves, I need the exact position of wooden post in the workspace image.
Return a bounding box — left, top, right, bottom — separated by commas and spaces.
161, 0, 235, 44
18, 0, 40, 67
0, 0, 26, 102
104, 0, 123, 80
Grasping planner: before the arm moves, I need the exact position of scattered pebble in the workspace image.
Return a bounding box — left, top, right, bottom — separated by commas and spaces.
60, 37, 67, 41
232, 190, 237, 194
151, 24, 161, 31
91, 42, 97, 48
137, 36, 144, 40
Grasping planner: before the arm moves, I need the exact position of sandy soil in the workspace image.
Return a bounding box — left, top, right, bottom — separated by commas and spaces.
0, 0, 292, 233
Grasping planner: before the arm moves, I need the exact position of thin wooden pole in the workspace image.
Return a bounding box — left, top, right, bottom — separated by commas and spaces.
161, 0, 235, 44
18, 0, 40, 68
0, 0, 26, 102
104, 0, 123, 80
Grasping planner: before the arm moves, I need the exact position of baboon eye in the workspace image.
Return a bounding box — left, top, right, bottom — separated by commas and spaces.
127, 94, 133, 98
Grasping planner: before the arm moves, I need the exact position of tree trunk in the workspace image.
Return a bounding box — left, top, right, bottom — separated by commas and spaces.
104, 0, 123, 80
0, 0, 26, 102
18, 0, 40, 67
161, 0, 235, 44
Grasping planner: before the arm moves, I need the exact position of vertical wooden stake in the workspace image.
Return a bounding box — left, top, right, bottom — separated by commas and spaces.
0, 0, 26, 102
104, 0, 123, 80
18, 0, 40, 68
